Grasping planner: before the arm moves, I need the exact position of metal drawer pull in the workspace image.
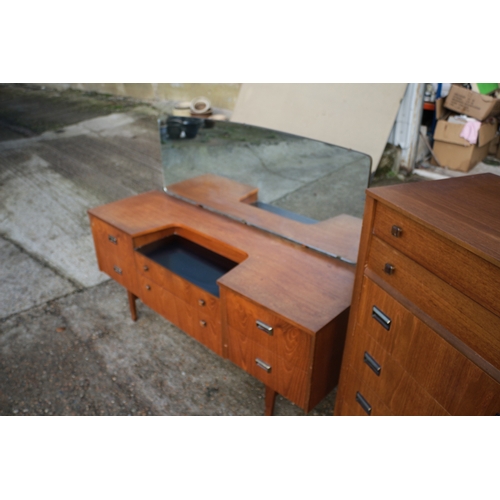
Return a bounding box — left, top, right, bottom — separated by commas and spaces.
200, 320, 207, 327
256, 320, 273, 335
391, 225, 403, 238
372, 306, 391, 330
198, 299, 206, 306
108, 235, 117, 244
355, 392, 372, 415
143, 265, 149, 271
113, 265, 122, 275
255, 358, 272, 373
384, 263, 395, 275
363, 351, 382, 376
145, 284, 151, 291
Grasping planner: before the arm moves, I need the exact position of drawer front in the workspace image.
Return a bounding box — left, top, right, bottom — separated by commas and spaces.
367, 235, 500, 372
138, 274, 180, 326
347, 325, 449, 416
91, 216, 138, 292
227, 326, 309, 409
225, 290, 311, 371
177, 297, 222, 356
405, 320, 500, 416
336, 365, 393, 416
373, 203, 500, 318
136, 251, 221, 309
139, 274, 222, 355
355, 276, 416, 363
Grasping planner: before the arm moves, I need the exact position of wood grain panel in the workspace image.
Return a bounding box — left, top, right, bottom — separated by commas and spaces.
356, 276, 416, 363
308, 309, 349, 412
90, 215, 140, 295
367, 236, 500, 372
227, 326, 309, 409
176, 297, 223, 356
368, 173, 500, 265
373, 202, 500, 318
225, 289, 312, 371
347, 326, 449, 415
138, 274, 179, 326
406, 320, 500, 415
335, 365, 393, 416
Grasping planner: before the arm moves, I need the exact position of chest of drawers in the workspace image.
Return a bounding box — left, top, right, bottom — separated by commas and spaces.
335, 173, 500, 416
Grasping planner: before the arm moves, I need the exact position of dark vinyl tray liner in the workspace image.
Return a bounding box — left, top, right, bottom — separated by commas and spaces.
135, 235, 239, 297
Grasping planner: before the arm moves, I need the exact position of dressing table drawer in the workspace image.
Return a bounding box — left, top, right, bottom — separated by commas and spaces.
227, 326, 309, 409
90, 216, 138, 293
139, 274, 222, 355
225, 290, 311, 371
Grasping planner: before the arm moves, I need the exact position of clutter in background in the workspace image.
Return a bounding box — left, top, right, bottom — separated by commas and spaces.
421, 83, 500, 172
160, 96, 230, 142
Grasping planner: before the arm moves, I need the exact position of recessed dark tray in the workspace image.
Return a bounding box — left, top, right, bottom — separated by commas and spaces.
135, 235, 238, 297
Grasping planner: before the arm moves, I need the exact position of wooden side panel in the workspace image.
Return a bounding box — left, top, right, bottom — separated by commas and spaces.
307, 309, 349, 413
335, 194, 378, 414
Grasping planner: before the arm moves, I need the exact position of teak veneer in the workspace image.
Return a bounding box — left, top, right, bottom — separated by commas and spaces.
88, 176, 361, 415
335, 173, 500, 416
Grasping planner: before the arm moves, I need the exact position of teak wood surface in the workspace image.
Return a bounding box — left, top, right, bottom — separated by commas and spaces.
335, 173, 500, 416
89, 188, 356, 334
89, 178, 360, 415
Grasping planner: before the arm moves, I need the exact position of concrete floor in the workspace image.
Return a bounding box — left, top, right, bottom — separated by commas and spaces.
0, 84, 343, 416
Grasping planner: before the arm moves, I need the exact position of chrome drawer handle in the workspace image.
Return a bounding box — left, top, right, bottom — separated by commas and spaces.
391, 225, 403, 238
108, 235, 117, 244
198, 299, 206, 306
199, 320, 207, 327
145, 284, 151, 291
355, 392, 372, 415
363, 351, 382, 376
256, 320, 273, 336
255, 358, 272, 373
113, 265, 122, 275
372, 306, 391, 331
384, 263, 395, 275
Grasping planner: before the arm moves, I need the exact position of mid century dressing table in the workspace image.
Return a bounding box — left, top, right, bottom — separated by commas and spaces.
88, 118, 371, 415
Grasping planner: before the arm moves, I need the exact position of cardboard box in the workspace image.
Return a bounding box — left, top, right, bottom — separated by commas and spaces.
444, 85, 500, 120
432, 117, 497, 171
433, 119, 497, 148
432, 141, 490, 172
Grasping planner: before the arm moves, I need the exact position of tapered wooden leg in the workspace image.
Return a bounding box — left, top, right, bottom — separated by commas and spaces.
127, 291, 138, 321
264, 386, 277, 416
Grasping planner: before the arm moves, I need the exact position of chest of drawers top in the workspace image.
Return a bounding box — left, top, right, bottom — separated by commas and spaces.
368, 173, 500, 267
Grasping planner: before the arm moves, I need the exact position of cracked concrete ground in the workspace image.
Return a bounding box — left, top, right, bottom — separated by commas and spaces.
0, 84, 338, 416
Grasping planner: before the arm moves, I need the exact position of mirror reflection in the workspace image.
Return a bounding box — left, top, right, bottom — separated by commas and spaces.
159, 116, 372, 262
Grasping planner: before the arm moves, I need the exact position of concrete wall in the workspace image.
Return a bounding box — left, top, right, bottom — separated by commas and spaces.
39, 83, 242, 111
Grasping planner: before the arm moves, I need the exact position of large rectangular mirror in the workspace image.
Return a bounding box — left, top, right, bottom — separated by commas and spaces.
159, 116, 372, 264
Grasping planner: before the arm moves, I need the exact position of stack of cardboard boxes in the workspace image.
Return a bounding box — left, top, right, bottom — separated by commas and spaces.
432, 85, 500, 172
